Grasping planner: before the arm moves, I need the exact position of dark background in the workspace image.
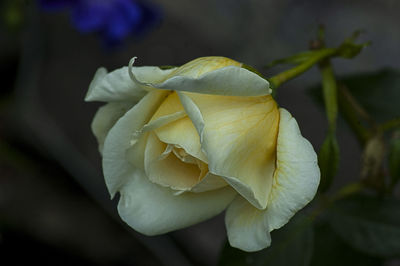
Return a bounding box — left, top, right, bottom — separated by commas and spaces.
1, 0, 399, 265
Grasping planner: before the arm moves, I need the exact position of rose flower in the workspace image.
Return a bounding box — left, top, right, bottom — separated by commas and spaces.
85, 56, 320, 252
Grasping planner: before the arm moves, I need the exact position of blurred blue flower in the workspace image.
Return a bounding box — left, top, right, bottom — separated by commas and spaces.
39, 0, 161, 46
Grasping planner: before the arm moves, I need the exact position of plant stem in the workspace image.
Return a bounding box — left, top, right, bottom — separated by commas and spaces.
379, 117, 400, 132
319, 60, 338, 133
337, 85, 371, 145
268, 48, 336, 89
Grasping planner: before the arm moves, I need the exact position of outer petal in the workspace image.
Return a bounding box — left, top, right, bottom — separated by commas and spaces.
103, 90, 168, 196
91, 101, 133, 154
118, 169, 236, 235
85, 66, 176, 102
179, 92, 280, 210
153, 66, 271, 96
225, 108, 320, 252
102, 90, 237, 235
225, 195, 271, 252
264, 108, 320, 230
131, 57, 270, 96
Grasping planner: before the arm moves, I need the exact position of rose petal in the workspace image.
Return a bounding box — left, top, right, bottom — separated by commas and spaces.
190, 172, 228, 192
225, 108, 320, 252
179, 92, 280, 209
225, 195, 271, 252
126, 57, 270, 96
102, 90, 168, 196
151, 92, 208, 162
85, 66, 176, 102
102, 89, 236, 235
154, 66, 271, 96
144, 132, 202, 190
265, 108, 320, 230
169, 57, 242, 78
91, 101, 134, 154
118, 168, 236, 235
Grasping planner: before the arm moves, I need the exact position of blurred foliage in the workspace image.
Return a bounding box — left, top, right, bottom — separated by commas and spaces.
310, 221, 383, 266
328, 195, 400, 257
1, 0, 25, 31
389, 130, 400, 188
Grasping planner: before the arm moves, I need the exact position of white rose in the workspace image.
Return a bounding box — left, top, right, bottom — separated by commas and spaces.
85, 56, 320, 252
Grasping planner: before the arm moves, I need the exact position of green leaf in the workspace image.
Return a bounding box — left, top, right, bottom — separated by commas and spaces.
389, 130, 400, 187
311, 221, 383, 266
218, 213, 313, 266
318, 133, 340, 192
328, 195, 400, 257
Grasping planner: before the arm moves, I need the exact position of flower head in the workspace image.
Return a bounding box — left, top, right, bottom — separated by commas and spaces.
85, 56, 320, 251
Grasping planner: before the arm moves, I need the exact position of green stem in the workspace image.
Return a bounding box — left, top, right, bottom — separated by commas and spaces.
337, 85, 371, 145
268, 48, 336, 89
320, 61, 338, 132
379, 117, 400, 132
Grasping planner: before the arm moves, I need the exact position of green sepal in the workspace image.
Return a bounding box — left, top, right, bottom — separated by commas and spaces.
311, 221, 383, 266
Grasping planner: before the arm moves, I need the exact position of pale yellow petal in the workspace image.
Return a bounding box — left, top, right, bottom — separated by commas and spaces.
265, 108, 320, 230
144, 132, 202, 191
102, 90, 169, 196
190, 172, 228, 193
225, 108, 320, 252
181, 92, 280, 209
118, 168, 236, 235
140, 57, 270, 96
151, 92, 208, 162
169, 57, 242, 78
225, 195, 271, 252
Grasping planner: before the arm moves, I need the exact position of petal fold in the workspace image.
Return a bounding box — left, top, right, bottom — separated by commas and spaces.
265, 108, 320, 230
153, 66, 271, 96
225, 108, 320, 252
180, 93, 280, 209
85, 66, 176, 102
102, 90, 169, 196
151, 92, 208, 162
